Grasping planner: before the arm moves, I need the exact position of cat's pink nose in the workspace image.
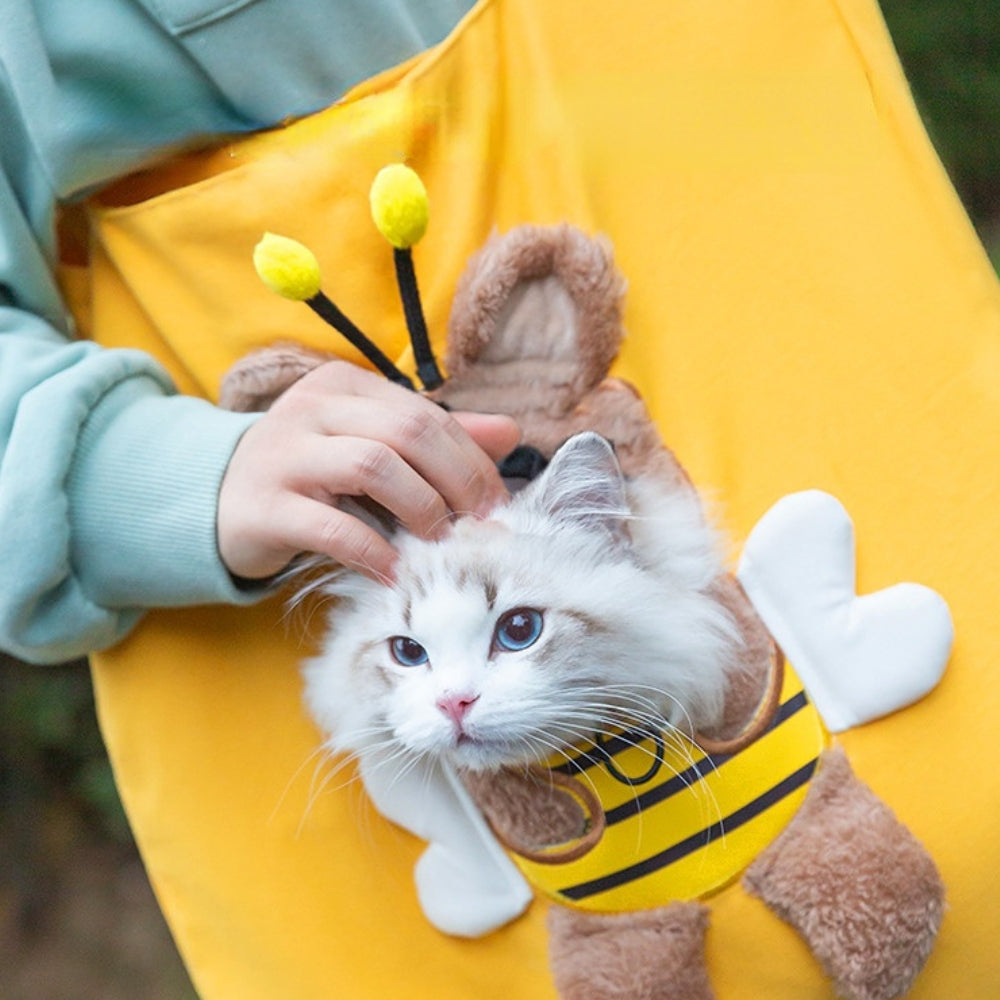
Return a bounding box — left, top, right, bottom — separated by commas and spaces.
436, 692, 480, 726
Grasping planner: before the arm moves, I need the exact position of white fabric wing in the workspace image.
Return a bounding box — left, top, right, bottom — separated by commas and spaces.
359, 752, 532, 937
737, 490, 953, 732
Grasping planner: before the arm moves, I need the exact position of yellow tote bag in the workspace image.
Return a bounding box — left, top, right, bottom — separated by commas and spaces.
77, 1, 1000, 997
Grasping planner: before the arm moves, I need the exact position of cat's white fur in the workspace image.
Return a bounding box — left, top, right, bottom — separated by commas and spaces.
303, 432, 740, 773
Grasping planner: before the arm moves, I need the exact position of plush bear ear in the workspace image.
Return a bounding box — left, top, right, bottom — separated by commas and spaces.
217, 342, 333, 411
440, 225, 627, 417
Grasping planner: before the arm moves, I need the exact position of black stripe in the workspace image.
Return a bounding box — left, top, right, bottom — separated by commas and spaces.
558, 757, 819, 901
603, 762, 708, 826
552, 690, 809, 781
601, 691, 809, 825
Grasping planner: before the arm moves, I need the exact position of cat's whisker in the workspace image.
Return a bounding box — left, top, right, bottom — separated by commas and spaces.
593, 681, 702, 741
383, 746, 438, 801
453, 679, 729, 846
276, 557, 355, 645
551, 707, 726, 845
366, 562, 396, 589
358, 739, 425, 790
575, 724, 659, 839
647, 720, 728, 847
434, 508, 478, 532
297, 752, 358, 836
535, 736, 600, 812
525, 718, 680, 848
491, 698, 671, 784
605, 708, 726, 834
270, 742, 336, 830
293, 730, 416, 834
595, 722, 725, 848
620, 714, 723, 831
296, 741, 416, 836
283, 556, 342, 601
558, 679, 676, 726
543, 702, 672, 761
520, 725, 599, 769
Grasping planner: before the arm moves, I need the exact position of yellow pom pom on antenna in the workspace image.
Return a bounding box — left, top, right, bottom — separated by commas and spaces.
253, 232, 322, 301
369, 164, 429, 250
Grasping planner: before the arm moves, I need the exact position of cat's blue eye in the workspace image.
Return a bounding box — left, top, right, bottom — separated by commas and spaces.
494, 608, 544, 652
389, 636, 429, 667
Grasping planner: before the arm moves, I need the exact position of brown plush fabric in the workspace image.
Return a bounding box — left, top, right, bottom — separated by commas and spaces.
696, 577, 779, 749
218, 342, 334, 411
441, 226, 717, 516
548, 903, 716, 1000
438, 225, 679, 484
445, 224, 626, 399
462, 768, 591, 854
743, 747, 944, 1000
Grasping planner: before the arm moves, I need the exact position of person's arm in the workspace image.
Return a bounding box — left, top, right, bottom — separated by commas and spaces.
0, 179, 266, 664
0, 5, 268, 664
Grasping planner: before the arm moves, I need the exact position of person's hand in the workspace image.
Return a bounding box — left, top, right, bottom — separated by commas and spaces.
217, 361, 520, 582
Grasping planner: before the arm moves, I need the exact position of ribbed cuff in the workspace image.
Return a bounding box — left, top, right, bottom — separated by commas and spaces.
67, 376, 266, 609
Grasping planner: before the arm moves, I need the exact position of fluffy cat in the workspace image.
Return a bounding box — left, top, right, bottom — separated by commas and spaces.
302, 431, 741, 775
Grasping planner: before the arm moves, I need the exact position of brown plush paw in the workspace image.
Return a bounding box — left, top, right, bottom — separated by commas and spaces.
547, 903, 716, 1000
743, 747, 944, 1000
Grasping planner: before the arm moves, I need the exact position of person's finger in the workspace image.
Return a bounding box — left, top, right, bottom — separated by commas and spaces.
298, 434, 453, 540
451, 411, 521, 462
281, 361, 521, 492
277, 494, 400, 581
298, 391, 512, 516
295, 358, 420, 406
218, 361, 523, 581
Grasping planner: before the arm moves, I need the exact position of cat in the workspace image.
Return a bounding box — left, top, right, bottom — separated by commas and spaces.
301, 430, 742, 778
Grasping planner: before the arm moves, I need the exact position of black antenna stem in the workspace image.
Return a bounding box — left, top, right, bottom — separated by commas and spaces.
307, 291, 414, 390
394, 247, 444, 391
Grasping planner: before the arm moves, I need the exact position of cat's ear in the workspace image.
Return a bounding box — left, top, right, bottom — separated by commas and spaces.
530, 432, 629, 543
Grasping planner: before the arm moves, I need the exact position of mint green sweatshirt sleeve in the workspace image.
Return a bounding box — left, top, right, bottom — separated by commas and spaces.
0, 0, 475, 663
0, 0, 263, 663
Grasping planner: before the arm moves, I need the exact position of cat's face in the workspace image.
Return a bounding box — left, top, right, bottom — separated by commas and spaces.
303, 433, 736, 772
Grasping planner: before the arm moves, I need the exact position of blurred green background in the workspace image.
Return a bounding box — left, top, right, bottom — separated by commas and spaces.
881, 0, 1000, 267
1, 3, 998, 998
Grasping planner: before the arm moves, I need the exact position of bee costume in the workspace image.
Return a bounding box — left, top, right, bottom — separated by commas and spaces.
64, 0, 1000, 997
509, 659, 827, 913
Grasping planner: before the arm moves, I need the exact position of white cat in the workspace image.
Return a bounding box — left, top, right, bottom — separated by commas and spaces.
302, 431, 741, 776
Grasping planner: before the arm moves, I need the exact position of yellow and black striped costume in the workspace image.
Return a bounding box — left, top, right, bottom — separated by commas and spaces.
514, 662, 828, 911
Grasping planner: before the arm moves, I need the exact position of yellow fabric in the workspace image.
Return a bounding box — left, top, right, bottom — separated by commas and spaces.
77, 0, 1000, 997
516, 664, 826, 912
